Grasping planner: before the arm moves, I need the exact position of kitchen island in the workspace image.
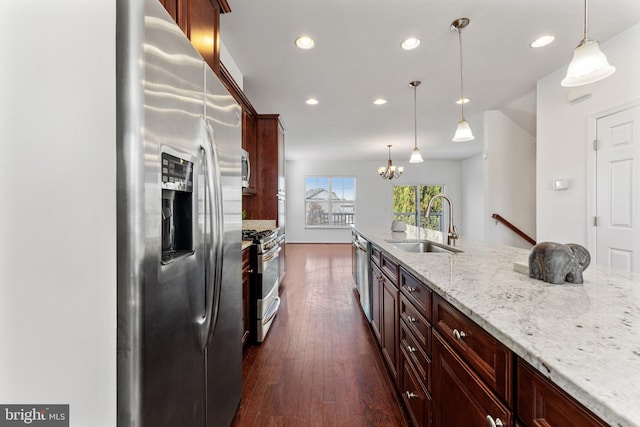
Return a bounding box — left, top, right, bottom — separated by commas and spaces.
355, 225, 640, 427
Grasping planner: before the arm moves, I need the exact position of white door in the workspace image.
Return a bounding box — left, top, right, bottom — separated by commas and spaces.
595, 105, 640, 272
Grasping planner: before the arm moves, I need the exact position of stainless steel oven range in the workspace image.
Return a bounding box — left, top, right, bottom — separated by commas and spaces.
243, 229, 280, 342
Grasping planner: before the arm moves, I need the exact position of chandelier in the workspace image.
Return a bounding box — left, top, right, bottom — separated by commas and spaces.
378, 145, 403, 180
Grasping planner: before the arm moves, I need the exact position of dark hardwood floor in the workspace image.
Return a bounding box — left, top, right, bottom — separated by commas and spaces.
231, 243, 408, 427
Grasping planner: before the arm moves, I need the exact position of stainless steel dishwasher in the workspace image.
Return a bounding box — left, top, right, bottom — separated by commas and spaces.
352, 231, 372, 322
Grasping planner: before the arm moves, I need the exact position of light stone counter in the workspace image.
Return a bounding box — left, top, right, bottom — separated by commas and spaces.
355, 225, 640, 427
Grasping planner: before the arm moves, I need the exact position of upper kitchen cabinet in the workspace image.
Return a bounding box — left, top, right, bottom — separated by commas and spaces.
242, 109, 258, 195
160, 0, 232, 74
243, 115, 285, 223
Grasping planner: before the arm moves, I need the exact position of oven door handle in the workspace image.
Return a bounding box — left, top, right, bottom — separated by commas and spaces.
261, 245, 281, 263
262, 296, 281, 326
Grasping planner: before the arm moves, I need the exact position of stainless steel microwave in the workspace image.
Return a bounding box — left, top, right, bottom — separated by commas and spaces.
241, 148, 250, 190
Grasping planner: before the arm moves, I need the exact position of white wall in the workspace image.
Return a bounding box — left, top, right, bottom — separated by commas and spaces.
483, 111, 537, 249
537, 23, 640, 247
286, 159, 462, 243
461, 154, 485, 241
0, 1, 117, 425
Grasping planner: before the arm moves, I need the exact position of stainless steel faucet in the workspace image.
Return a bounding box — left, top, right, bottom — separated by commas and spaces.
425, 194, 458, 246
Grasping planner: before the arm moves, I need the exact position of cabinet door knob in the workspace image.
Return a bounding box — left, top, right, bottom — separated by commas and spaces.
405, 315, 416, 323
407, 345, 416, 353
402, 285, 417, 293
486, 415, 503, 427
405, 391, 419, 399
453, 329, 466, 340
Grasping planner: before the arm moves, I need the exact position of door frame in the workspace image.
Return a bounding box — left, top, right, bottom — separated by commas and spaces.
586, 99, 640, 265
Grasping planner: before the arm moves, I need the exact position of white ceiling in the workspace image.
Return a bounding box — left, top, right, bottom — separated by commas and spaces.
220, 0, 640, 162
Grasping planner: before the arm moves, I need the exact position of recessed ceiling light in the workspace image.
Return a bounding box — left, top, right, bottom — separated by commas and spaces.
455, 98, 470, 105
305, 98, 319, 105
373, 98, 387, 105
295, 36, 315, 49
530, 35, 555, 48
401, 37, 421, 50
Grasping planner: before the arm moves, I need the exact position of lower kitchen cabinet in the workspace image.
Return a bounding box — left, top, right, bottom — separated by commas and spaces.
517, 359, 609, 427
382, 278, 399, 383
432, 331, 512, 427
364, 245, 610, 427
371, 262, 383, 345
401, 352, 431, 427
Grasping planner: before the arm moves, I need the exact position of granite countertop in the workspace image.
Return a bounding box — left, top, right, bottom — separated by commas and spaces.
355, 225, 640, 427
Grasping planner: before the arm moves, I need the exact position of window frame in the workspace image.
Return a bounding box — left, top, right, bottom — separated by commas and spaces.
304, 175, 356, 229
392, 184, 445, 232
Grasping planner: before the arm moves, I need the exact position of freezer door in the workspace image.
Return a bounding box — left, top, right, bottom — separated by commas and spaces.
203, 66, 243, 427
118, 0, 208, 425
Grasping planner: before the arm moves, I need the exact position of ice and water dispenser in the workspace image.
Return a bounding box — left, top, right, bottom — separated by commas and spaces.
161, 152, 194, 264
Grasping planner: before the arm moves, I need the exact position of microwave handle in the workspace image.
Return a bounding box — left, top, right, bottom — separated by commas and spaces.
245, 151, 251, 186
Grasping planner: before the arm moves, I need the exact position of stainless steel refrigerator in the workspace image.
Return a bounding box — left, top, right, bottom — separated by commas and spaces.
117, 1, 242, 426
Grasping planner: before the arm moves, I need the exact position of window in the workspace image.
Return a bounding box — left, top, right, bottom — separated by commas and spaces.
393, 185, 444, 231
305, 176, 356, 227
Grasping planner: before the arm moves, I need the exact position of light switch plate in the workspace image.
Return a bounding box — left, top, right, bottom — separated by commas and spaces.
553, 179, 569, 190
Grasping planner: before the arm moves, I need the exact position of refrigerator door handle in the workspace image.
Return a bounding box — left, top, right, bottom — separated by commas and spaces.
199, 117, 225, 350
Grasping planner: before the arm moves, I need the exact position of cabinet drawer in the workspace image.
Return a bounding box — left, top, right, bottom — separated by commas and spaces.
381, 252, 398, 284
432, 331, 512, 427
400, 294, 431, 355
399, 267, 432, 320
517, 359, 608, 427
401, 354, 431, 427
371, 245, 381, 267
433, 295, 512, 404
400, 320, 431, 391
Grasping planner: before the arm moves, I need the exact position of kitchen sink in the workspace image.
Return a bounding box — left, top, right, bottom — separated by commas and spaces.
388, 240, 463, 254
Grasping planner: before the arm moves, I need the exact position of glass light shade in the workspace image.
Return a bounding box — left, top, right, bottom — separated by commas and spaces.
561, 40, 615, 87
409, 147, 424, 163
378, 167, 386, 175
401, 37, 421, 50
397, 166, 404, 174
295, 36, 315, 49
452, 120, 475, 142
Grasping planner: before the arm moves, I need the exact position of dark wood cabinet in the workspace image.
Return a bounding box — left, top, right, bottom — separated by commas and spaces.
381, 278, 399, 383
159, 0, 221, 73
242, 115, 284, 222
364, 246, 610, 427
159, 0, 187, 32
241, 246, 252, 345
187, 0, 218, 72
432, 331, 513, 427
398, 268, 433, 427
433, 294, 513, 404
517, 359, 608, 427
401, 352, 431, 427
370, 262, 383, 345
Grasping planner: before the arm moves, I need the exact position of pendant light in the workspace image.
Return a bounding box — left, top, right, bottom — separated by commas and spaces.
451, 18, 475, 142
378, 145, 403, 180
561, 0, 615, 87
409, 81, 424, 163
